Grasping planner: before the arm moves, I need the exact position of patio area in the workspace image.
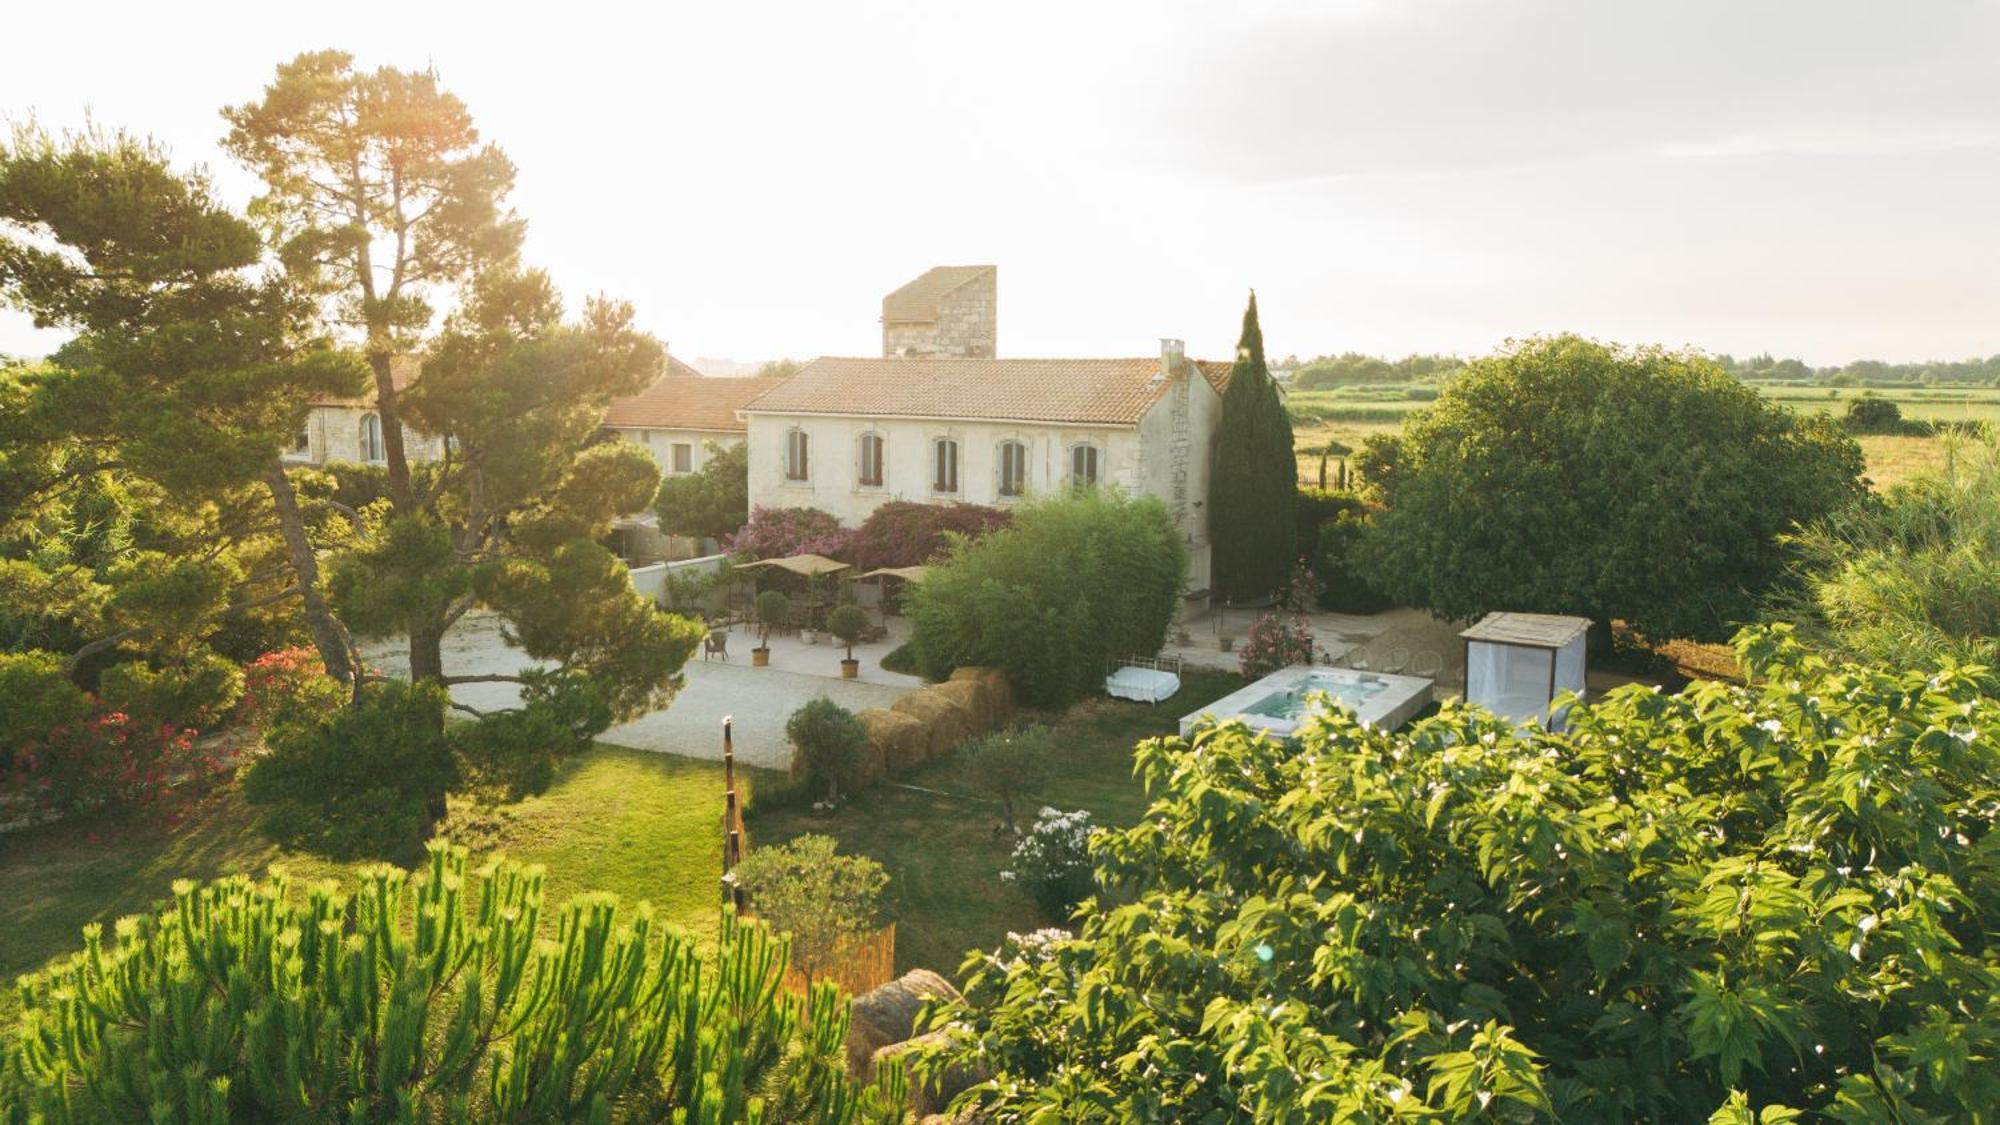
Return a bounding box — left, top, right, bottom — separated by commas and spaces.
1167, 605, 1474, 696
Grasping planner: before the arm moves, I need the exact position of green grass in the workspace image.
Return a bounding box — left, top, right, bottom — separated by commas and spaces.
747, 668, 1242, 979
0, 744, 775, 1022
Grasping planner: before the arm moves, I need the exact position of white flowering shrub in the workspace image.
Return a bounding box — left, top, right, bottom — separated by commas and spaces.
1000, 807, 1096, 918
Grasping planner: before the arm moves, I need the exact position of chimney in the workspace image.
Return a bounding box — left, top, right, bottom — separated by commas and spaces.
1159, 338, 1185, 378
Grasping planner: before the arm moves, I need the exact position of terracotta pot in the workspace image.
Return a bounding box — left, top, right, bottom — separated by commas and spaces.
752, 647, 770, 667
1219, 637, 1234, 653
841, 658, 860, 679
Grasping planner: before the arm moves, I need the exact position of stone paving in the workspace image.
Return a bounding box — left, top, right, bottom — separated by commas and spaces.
360, 612, 919, 769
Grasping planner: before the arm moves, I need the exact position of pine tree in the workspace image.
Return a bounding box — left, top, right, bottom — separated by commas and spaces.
1209, 292, 1297, 600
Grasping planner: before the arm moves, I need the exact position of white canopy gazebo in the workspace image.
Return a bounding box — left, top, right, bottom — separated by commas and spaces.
1460, 613, 1591, 729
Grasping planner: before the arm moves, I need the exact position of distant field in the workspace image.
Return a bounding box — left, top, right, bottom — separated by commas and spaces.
1286, 383, 1986, 490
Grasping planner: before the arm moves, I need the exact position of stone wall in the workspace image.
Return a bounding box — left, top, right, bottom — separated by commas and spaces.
881, 270, 996, 359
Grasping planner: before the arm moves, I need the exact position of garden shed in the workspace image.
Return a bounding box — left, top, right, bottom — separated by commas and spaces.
1459, 612, 1591, 728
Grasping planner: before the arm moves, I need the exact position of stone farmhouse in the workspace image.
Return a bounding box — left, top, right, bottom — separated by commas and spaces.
741, 267, 1232, 589
284, 357, 448, 468
599, 362, 781, 477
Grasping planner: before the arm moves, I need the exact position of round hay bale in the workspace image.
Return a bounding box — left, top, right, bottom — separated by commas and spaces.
929, 678, 994, 734
951, 666, 1016, 726
858, 708, 927, 776
846, 969, 960, 1077
891, 690, 971, 760
873, 1029, 991, 1116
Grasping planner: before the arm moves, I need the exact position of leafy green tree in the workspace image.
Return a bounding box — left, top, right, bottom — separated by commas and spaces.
0, 126, 366, 689
827, 602, 870, 663
734, 834, 889, 986
1209, 292, 1297, 600
655, 438, 750, 541
924, 628, 2000, 1121
2, 841, 907, 1121
1779, 436, 2000, 668
909, 491, 1186, 707
786, 695, 869, 802
960, 724, 1053, 835
1358, 335, 1865, 643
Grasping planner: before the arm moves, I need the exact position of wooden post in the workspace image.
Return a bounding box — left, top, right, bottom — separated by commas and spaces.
721, 716, 736, 909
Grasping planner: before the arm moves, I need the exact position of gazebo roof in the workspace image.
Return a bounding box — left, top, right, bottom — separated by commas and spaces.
858, 565, 930, 582
1460, 612, 1592, 649
733, 553, 851, 578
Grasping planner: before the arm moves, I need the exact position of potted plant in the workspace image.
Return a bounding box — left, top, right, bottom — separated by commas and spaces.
826, 603, 869, 679
753, 590, 789, 667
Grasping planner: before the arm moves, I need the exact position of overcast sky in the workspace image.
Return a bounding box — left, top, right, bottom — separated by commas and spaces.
4, 0, 1997, 367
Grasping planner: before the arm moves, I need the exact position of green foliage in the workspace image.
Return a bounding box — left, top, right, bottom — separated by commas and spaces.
1843, 392, 1908, 434
242, 680, 455, 860
1315, 510, 1393, 613
655, 439, 751, 541
928, 628, 2000, 1121
960, 724, 1055, 834
449, 670, 613, 802
96, 651, 243, 731
0, 650, 88, 757
756, 589, 791, 643
909, 490, 1185, 707
1292, 352, 1464, 390
734, 834, 889, 985
786, 695, 870, 803
827, 602, 870, 660
2, 841, 905, 1122
1781, 436, 2000, 668
1210, 293, 1298, 599
1359, 335, 1866, 642
327, 511, 469, 638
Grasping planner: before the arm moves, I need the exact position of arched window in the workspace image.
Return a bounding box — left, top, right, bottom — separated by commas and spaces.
785, 427, 811, 481
932, 437, 959, 494
1069, 442, 1100, 488
360, 413, 385, 463
857, 432, 885, 487
997, 440, 1028, 498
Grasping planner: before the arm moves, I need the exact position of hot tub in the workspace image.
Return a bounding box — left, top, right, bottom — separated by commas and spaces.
1181, 666, 1434, 739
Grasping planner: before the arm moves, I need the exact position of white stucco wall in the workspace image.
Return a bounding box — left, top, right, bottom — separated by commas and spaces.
606, 427, 744, 477
745, 413, 1140, 523
286, 405, 445, 467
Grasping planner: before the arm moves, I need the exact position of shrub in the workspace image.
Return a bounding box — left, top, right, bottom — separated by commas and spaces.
928, 628, 2000, 1120
909, 491, 1186, 707
729, 504, 849, 560
827, 602, 870, 661
1358, 335, 1865, 643
1842, 392, 1907, 434
241, 679, 455, 860
787, 695, 869, 802
1, 842, 904, 1121
960, 724, 1054, 834
1237, 610, 1316, 678
0, 649, 89, 761
1314, 510, 1395, 612
843, 500, 1011, 570
96, 651, 243, 731
755, 589, 790, 645
1000, 807, 1096, 919
233, 645, 347, 731
3, 703, 214, 825
734, 834, 889, 985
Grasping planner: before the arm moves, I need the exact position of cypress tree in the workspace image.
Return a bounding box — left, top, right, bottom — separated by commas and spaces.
1209, 291, 1298, 600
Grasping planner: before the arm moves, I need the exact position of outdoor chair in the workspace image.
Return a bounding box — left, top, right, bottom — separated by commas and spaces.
703, 629, 729, 662
1410, 651, 1443, 679
1383, 647, 1411, 675
1348, 649, 1372, 672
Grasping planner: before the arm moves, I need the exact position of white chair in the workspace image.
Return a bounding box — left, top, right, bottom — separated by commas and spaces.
1410, 651, 1443, 679
1382, 647, 1411, 674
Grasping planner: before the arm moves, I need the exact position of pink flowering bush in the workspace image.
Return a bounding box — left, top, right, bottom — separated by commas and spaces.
4, 705, 219, 827
842, 501, 1011, 570
727, 505, 851, 560
235, 646, 347, 732
1238, 610, 1316, 678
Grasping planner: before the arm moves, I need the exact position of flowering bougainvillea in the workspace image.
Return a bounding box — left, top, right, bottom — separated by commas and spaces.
1238, 609, 1316, 678
842, 500, 1011, 570
727, 505, 851, 560
234, 646, 346, 731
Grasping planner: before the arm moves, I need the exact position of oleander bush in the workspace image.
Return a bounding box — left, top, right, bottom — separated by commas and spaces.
729, 505, 849, 561
924, 627, 2000, 1121
1, 842, 908, 1122
841, 500, 1010, 571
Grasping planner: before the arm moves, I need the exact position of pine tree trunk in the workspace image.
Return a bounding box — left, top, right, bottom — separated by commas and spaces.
368, 350, 416, 511
262, 460, 356, 687
409, 614, 446, 684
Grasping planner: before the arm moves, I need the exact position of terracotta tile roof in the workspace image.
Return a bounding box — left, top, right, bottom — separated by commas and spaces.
740, 356, 1232, 426
603, 374, 792, 433
881, 265, 995, 324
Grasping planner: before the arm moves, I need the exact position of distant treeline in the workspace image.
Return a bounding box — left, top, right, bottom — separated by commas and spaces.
1280, 349, 2000, 390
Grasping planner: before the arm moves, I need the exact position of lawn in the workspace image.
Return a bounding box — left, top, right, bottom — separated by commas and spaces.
747, 668, 1243, 980
0, 744, 770, 1022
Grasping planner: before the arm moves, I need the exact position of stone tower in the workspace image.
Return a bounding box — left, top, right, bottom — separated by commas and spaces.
880, 265, 997, 358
